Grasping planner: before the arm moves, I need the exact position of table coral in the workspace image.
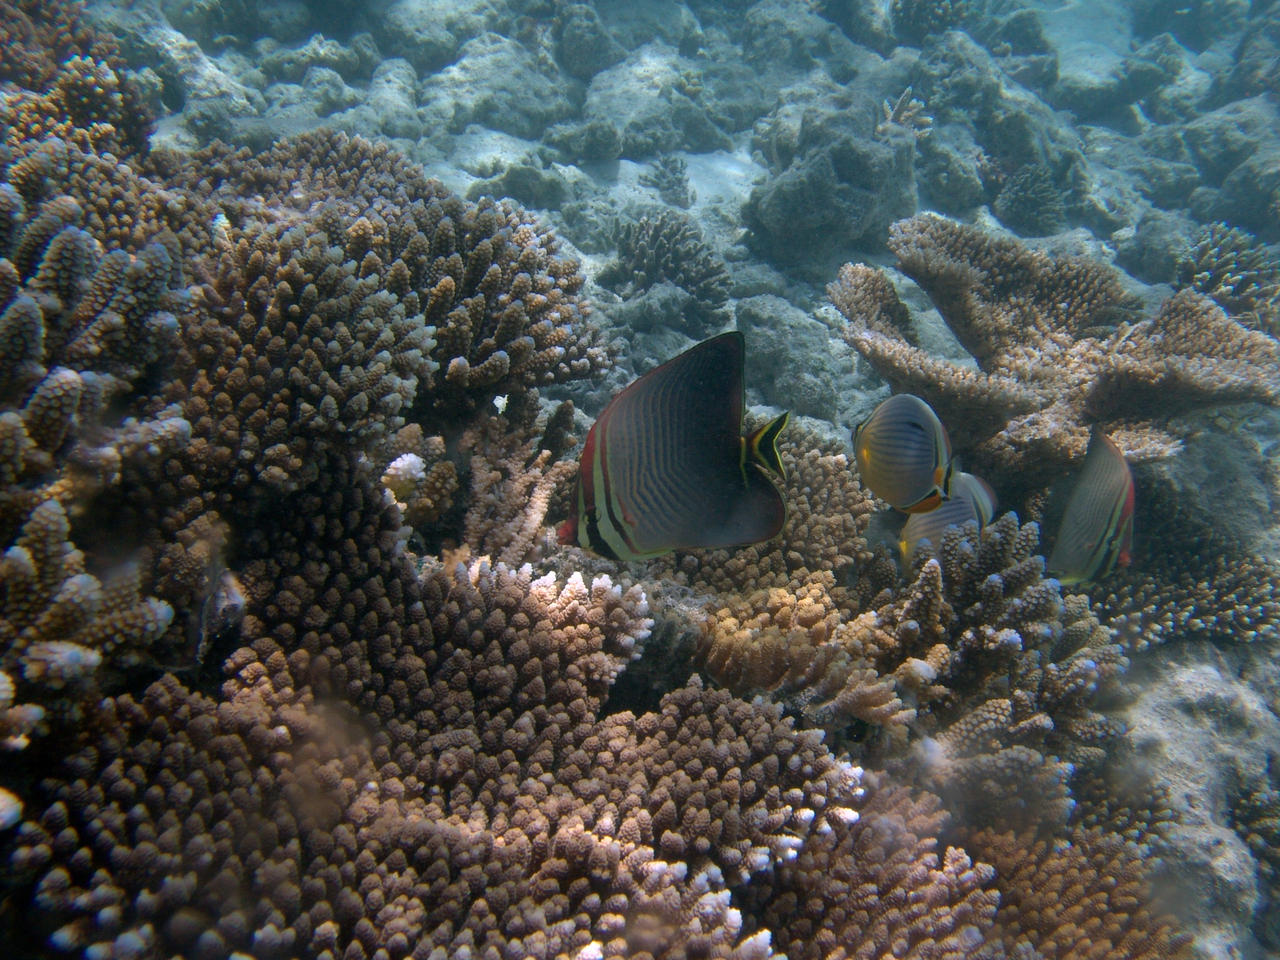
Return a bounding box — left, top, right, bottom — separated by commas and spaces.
831, 214, 1280, 501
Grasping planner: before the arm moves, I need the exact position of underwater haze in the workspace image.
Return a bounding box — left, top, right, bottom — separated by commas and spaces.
1, 0, 1279, 958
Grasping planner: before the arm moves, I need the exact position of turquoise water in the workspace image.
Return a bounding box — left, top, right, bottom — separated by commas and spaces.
0, 0, 1278, 957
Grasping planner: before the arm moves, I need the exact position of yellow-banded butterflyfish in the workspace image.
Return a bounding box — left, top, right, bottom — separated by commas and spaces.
1047, 426, 1134, 586
557, 331, 788, 561
899, 471, 997, 563
853, 393, 954, 513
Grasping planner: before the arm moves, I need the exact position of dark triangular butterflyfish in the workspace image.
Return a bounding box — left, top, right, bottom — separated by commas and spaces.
1047, 425, 1135, 586
557, 331, 789, 561
853, 393, 955, 513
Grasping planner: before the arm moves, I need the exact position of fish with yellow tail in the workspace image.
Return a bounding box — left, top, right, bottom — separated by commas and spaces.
557, 331, 789, 561
1047, 426, 1135, 586
899, 470, 997, 563
853, 393, 955, 513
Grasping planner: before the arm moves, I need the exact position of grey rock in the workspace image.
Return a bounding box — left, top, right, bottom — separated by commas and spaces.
420, 33, 574, 140
366, 59, 423, 140
736, 295, 856, 422
1218, 148, 1280, 239
583, 43, 731, 159
467, 163, 568, 210
303, 67, 362, 116
594, 0, 702, 51
544, 119, 623, 164
85, 2, 264, 122
743, 100, 916, 265
742, 0, 860, 77
261, 33, 367, 82
1113, 209, 1196, 285
1182, 97, 1278, 183
916, 130, 987, 214
368, 0, 508, 73
555, 4, 627, 82
1122, 645, 1280, 958
608, 281, 696, 334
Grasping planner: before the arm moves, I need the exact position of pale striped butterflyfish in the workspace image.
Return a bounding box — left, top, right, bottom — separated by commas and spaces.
557, 332, 789, 561
853, 393, 955, 513
1047, 426, 1135, 586
899, 471, 997, 563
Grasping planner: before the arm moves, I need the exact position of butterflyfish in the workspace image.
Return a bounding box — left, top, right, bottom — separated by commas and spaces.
1047, 426, 1134, 586
853, 393, 954, 513
899, 471, 997, 563
557, 331, 788, 561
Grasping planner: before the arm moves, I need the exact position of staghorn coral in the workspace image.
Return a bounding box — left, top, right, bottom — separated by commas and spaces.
875, 87, 934, 142
598, 209, 730, 335
831, 214, 1280, 501
1175, 220, 1280, 335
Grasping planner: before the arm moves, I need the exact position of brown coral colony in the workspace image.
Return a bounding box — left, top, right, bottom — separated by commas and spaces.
5, 2, 1275, 960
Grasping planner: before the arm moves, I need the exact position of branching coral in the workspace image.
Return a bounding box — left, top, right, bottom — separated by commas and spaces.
739, 771, 1000, 959
1176, 220, 1280, 335
662, 419, 1126, 832
459, 409, 579, 568
955, 825, 1194, 959
376, 425, 458, 533
10, 552, 883, 959
0, 1, 152, 157
890, 0, 973, 42
597, 209, 730, 334
831, 214, 1280, 500
0, 40, 1206, 960
639, 156, 696, 209
164, 133, 607, 420
993, 163, 1066, 237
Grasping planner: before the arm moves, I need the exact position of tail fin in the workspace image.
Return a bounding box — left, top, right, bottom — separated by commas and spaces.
746, 412, 789, 479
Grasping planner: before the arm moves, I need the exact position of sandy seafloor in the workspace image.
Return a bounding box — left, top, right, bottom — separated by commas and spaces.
6, 0, 1280, 956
